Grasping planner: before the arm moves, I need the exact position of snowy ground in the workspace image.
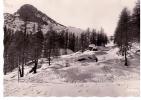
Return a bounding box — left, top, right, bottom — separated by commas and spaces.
4, 42, 140, 96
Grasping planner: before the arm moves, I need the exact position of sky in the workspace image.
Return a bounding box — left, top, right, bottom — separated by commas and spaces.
4, 0, 137, 36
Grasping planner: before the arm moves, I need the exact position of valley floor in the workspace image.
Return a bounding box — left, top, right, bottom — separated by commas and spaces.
4, 42, 140, 96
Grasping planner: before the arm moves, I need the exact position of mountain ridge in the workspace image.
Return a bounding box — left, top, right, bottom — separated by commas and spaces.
4, 4, 83, 35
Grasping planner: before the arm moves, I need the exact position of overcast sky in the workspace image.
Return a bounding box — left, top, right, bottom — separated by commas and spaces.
4, 0, 137, 36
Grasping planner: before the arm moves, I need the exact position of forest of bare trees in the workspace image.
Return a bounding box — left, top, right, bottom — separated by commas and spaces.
4, 23, 108, 76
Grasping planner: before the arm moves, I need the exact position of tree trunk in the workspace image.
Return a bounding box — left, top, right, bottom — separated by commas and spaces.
20, 54, 24, 77
19, 66, 22, 77
48, 52, 51, 66
18, 55, 22, 78
125, 21, 128, 66
124, 48, 128, 66
33, 59, 38, 73
4, 54, 8, 75
29, 59, 38, 73
21, 63, 24, 77
34, 59, 38, 73
17, 56, 20, 82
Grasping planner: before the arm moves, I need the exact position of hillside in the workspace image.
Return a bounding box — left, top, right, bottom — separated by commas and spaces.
4, 42, 140, 96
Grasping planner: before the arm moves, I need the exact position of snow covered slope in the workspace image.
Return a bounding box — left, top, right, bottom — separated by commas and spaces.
4, 43, 140, 96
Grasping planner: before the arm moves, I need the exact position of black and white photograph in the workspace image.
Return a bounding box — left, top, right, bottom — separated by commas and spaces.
3, 0, 140, 97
